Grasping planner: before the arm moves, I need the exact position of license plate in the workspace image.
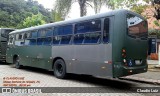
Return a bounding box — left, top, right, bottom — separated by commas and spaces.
135, 60, 141, 65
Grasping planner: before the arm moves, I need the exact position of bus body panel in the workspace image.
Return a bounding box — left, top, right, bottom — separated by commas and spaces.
7, 46, 52, 69
51, 44, 112, 77
111, 11, 126, 77
112, 11, 148, 77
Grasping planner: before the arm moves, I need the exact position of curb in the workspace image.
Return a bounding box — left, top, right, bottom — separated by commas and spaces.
148, 69, 160, 72
120, 76, 160, 85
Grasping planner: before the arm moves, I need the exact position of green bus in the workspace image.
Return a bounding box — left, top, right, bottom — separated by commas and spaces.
0, 28, 15, 62
6, 9, 148, 79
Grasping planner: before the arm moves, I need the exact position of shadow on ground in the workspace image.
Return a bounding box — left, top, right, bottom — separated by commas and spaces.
7, 64, 146, 93
0, 62, 12, 65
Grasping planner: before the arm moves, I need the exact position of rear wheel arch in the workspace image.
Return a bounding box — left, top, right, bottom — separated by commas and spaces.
13, 54, 18, 63
13, 54, 22, 69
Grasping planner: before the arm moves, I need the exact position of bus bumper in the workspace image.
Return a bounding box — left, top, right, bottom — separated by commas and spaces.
113, 62, 148, 78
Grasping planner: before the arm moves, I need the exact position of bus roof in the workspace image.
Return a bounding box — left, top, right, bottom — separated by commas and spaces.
9, 9, 143, 35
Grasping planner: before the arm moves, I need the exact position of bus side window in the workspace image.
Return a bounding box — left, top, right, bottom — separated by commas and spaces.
30, 31, 37, 45
15, 33, 24, 46
46, 28, 53, 37
84, 20, 101, 44
44, 28, 53, 45
31, 31, 37, 38
103, 18, 109, 43
44, 37, 52, 45
53, 36, 61, 44
20, 34, 25, 45
74, 34, 84, 44
74, 19, 101, 44
53, 25, 72, 45
60, 25, 72, 44
63, 25, 72, 35
61, 35, 72, 44
38, 30, 46, 37
27, 31, 37, 45
24, 32, 30, 45
54, 26, 63, 36
75, 22, 90, 33
53, 27, 61, 45
84, 32, 101, 44
37, 38, 45, 45
37, 30, 46, 45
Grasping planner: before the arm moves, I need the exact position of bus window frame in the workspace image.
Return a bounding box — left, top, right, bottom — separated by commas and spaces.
74, 18, 102, 45
43, 27, 54, 46
53, 25, 73, 45
18, 33, 23, 40
30, 30, 38, 39
102, 17, 110, 44
15, 34, 19, 40
37, 29, 46, 46
14, 33, 25, 46
38, 29, 46, 38
23, 32, 30, 46
25, 31, 37, 46
46, 27, 54, 37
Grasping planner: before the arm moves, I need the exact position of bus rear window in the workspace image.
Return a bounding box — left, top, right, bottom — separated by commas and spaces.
127, 14, 148, 39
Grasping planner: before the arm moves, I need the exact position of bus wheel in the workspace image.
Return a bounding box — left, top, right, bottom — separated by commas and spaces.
14, 57, 22, 69
53, 59, 66, 79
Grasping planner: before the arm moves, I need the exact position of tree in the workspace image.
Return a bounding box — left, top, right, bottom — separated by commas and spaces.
93, 0, 110, 14
101, 0, 151, 14
51, 10, 64, 22
54, 0, 113, 18
0, 0, 52, 28
19, 13, 46, 28
131, 5, 148, 14
152, 0, 160, 19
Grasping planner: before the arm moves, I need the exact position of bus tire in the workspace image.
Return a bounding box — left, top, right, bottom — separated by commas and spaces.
14, 57, 22, 69
53, 59, 67, 79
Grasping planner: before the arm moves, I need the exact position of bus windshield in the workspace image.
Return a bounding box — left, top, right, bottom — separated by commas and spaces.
127, 14, 148, 39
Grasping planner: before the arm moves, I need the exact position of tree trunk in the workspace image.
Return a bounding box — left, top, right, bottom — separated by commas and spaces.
93, 0, 102, 14
78, 0, 87, 17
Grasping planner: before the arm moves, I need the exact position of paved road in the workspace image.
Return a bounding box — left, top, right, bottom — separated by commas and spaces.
0, 64, 159, 96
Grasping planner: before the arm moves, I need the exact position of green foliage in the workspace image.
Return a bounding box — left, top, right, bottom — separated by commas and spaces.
105, 0, 150, 15
54, 0, 148, 18
131, 5, 147, 14
107, 0, 123, 9
0, 0, 52, 28
148, 29, 160, 38
54, 0, 73, 18
52, 10, 64, 22
107, 0, 139, 9
153, 20, 160, 27
0, 11, 10, 27
19, 13, 46, 28
93, 0, 114, 13
54, 0, 113, 18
